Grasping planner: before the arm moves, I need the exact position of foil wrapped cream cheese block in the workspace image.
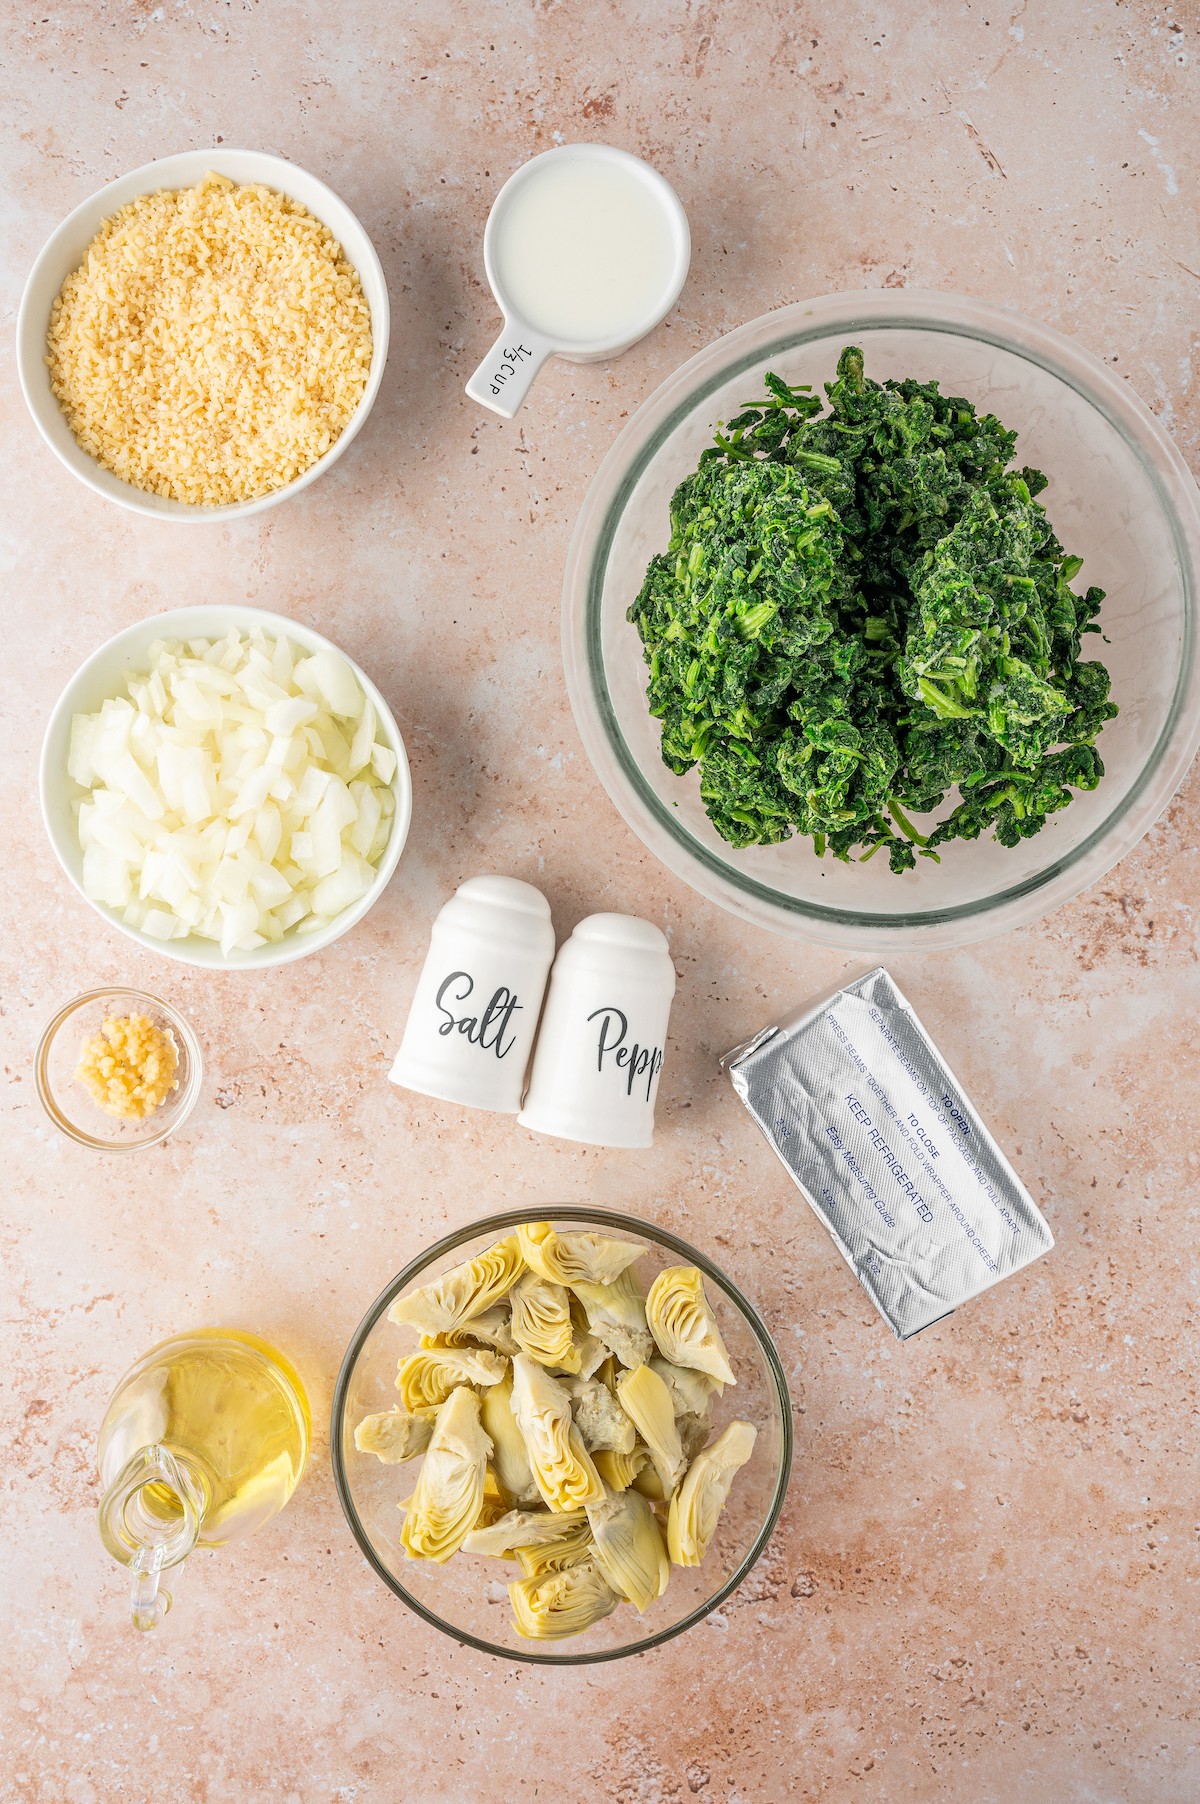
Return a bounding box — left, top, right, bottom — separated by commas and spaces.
722, 968, 1053, 1339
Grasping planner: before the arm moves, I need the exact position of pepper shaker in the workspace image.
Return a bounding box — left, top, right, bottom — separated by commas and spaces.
517, 913, 675, 1148
389, 875, 555, 1113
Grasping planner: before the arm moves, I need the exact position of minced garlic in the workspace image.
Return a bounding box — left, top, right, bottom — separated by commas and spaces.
46, 172, 373, 506
76, 1014, 178, 1121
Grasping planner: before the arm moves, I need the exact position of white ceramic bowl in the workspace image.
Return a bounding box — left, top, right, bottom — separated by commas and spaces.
16, 150, 390, 521
41, 606, 413, 969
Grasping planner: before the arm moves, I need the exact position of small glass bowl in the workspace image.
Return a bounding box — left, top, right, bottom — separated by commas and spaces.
35, 988, 203, 1151
331, 1206, 793, 1665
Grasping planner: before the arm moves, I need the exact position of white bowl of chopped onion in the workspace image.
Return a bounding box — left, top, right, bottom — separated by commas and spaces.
41, 606, 412, 968
16, 149, 389, 520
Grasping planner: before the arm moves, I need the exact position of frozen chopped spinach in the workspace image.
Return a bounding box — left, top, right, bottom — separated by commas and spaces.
628, 347, 1116, 873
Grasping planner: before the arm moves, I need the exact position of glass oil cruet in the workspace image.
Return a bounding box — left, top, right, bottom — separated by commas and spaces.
97, 1328, 310, 1630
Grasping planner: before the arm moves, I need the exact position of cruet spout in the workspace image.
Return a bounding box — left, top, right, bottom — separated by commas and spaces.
97, 1443, 204, 1631
129, 1543, 172, 1631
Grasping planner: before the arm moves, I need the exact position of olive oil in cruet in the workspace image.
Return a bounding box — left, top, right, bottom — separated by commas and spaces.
96, 1328, 310, 1629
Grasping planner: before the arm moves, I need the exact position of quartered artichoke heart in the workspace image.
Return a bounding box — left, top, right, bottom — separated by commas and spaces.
572, 1328, 610, 1379
667, 1419, 757, 1566
564, 1376, 636, 1454
480, 1373, 541, 1506
593, 1444, 650, 1492
650, 1354, 721, 1414
509, 1556, 619, 1640
509, 1272, 579, 1371
615, 1362, 687, 1496
388, 1235, 524, 1336
509, 1353, 605, 1512
517, 1221, 644, 1288
422, 1304, 518, 1357
353, 1405, 434, 1464
647, 1357, 715, 1463
399, 1385, 493, 1563
646, 1265, 736, 1387
395, 1345, 507, 1413
630, 1461, 667, 1503
677, 1409, 712, 1464
461, 1506, 586, 1560
570, 1265, 655, 1370
586, 1486, 670, 1613
513, 1512, 595, 1578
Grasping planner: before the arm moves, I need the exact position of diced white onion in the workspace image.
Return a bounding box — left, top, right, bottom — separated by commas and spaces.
69, 628, 399, 955
294, 649, 364, 719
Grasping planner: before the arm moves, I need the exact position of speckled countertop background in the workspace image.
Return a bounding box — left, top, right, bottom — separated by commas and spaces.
2, 3, 1198, 1800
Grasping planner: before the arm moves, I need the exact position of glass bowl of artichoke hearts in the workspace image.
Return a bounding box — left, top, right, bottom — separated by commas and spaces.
331, 1208, 792, 1663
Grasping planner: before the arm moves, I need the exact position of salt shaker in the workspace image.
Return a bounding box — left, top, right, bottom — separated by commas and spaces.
517, 913, 675, 1148
389, 875, 555, 1113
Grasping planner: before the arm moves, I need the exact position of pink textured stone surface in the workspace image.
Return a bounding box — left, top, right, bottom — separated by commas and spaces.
2, 2, 1198, 1799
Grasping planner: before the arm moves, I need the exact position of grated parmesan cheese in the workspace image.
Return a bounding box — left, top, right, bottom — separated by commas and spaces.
46, 172, 373, 506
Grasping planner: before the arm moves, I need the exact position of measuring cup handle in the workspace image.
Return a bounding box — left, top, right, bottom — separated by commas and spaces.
465, 323, 554, 419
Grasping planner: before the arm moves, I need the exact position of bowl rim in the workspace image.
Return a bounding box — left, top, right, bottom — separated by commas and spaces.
329, 1204, 794, 1665
39, 603, 413, 969
561, 288, 1200, 950
35, 986, 204, 1151
16, 147, 390, 522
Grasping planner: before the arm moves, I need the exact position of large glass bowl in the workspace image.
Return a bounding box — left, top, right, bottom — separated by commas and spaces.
562, 290, 1200, 949
331, 1207, 792, 1665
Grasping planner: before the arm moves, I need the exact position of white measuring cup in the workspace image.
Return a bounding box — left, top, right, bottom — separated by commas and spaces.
465, 143, 690, 420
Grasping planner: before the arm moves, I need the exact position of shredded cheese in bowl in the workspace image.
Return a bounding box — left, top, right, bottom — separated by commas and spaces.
45, 172, 373, 506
